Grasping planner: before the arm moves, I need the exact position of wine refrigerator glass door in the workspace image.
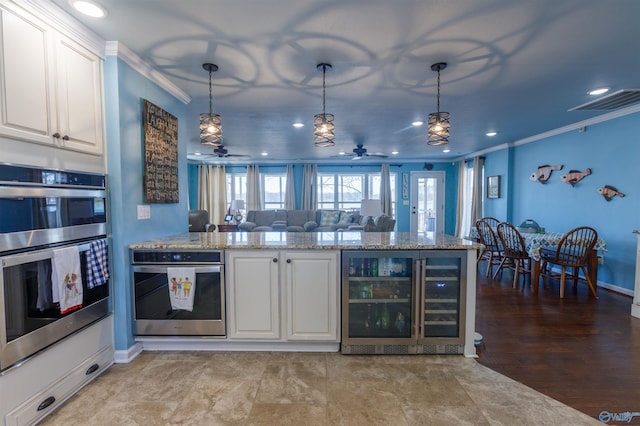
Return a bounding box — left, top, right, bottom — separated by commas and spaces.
342, 251, 417, 346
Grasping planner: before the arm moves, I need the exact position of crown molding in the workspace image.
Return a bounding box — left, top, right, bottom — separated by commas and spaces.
105, 41, 192, 105
457, 103, 640, 161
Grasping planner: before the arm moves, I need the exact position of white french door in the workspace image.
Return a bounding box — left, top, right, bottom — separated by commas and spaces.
410, 171, 445, 234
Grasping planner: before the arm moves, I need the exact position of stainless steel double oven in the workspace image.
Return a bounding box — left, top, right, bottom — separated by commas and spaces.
0, 164, 110, 372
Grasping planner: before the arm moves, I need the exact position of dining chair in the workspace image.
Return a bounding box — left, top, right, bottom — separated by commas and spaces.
539, 226, 598, 298
475, 219, 504, 278
481, 217, 500, 229
496, 222, 531, 288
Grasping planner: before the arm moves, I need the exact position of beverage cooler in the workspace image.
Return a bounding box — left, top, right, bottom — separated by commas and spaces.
341, 250, 467, 355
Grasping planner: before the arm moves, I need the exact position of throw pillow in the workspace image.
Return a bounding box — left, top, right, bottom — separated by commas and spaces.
319, 210, 340, 226
338, 211, 355, 224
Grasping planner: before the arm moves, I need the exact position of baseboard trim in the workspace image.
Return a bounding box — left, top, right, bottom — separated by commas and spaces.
134, 337, 340, 353
113, 342, 143, 364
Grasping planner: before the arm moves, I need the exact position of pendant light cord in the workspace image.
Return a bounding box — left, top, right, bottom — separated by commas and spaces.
322, 65, 326, 115
436, 68, 441, 117
208, 69, 213, 114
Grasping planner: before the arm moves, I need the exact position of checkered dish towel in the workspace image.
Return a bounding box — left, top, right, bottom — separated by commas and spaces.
86, 239, 109, 289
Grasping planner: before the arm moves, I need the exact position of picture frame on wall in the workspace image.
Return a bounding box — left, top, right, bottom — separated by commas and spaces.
487, 175, 501, 199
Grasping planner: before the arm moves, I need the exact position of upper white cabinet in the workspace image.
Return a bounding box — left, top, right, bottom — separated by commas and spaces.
0, 5, 104, 155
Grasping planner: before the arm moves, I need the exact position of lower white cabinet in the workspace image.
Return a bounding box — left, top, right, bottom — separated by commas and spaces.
226, 250, 340, 342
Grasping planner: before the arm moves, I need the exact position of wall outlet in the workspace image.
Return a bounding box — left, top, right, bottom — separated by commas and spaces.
137, 205, 151, 220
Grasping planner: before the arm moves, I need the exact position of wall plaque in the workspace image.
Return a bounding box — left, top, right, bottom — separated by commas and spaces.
143, 99, 178, 203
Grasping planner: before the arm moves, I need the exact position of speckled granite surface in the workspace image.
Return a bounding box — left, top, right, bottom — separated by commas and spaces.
129, 232, 482, 250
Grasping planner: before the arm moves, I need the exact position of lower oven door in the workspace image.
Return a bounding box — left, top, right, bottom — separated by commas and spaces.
0, 240, 110, 371
132, 265, 225, 336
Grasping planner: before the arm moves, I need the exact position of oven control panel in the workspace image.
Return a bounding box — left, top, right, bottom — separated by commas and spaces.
131, 250, 223, 264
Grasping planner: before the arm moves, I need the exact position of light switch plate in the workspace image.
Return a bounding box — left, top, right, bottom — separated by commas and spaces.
137, 205, 151, 220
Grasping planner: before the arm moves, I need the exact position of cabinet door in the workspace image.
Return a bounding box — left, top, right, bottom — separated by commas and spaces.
226, 251, 280, 339
285, 251, 339, 341
54, 35, 104, 155
0, 7, 55, 145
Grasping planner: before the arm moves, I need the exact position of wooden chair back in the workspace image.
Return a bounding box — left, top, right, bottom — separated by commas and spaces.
476, 219, 500, 251
551, 226, 598, 267
481, 217, 500, 229
497, 222, 529, 259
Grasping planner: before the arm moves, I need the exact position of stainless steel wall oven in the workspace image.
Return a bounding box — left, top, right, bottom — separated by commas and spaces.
131, 250, 225, 336
0, 164, 110, 372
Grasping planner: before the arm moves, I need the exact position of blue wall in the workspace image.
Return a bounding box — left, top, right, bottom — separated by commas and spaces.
188, 161, 458, 234
105, 57, 188, 351
484, 112, 640, 291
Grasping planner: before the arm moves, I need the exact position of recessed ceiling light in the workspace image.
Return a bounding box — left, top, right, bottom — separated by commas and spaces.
194, 152, 201, 156
292, 122, 304, 128
412, 121, 424, 127
588, 87, 609, 96
339, 151, 346, 155
486, 131, 497, 137
391, 151, 399, 155
69, 0, 107, 18
261, 152, 268, 156
443, 148, 451, 153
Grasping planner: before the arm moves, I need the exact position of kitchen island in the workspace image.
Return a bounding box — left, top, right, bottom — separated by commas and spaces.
130, 232, 482, 357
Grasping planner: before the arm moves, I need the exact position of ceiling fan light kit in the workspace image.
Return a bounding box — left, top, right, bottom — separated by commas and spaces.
200, 63, 223, 146
314, 63, 335, 147
427, 62, 450, 146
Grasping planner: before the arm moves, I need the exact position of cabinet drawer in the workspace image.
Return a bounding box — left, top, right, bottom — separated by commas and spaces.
5, 346, 113, 426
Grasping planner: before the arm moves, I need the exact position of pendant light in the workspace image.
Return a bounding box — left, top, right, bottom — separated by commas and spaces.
313, 63, 335, 147
200, 63, 223, 146
427, 62, 450, 146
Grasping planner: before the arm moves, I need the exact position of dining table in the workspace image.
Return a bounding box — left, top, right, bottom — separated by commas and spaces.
469, 228, 607, 294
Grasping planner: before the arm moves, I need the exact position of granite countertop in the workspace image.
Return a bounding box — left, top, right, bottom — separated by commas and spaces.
129, 231, 482, 250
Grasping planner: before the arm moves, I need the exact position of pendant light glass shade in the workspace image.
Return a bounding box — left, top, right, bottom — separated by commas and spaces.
200, 63, 223, 146
314, 63, 335, 147
427, 62, 450, 146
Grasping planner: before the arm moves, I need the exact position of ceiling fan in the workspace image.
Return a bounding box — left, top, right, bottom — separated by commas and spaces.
335, 144, 388, 160
188, 145, 249, 160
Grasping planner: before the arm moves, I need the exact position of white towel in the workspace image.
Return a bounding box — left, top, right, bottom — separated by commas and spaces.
167, 267, 196, 311
52, 246, 83, 314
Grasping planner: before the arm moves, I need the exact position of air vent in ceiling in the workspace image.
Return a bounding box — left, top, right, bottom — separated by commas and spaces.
569, 89, 640, 111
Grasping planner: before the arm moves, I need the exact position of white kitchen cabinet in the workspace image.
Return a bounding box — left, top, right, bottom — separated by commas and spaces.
226, 250, 340, 342
226, 250, 281, 339
0, 4, 104, 155
285, 251, 339, 341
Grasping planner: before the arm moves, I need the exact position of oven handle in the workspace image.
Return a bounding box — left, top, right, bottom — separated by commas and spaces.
132, 265, 222, 274
0, 186, 105, 198
0, 241, 98, 268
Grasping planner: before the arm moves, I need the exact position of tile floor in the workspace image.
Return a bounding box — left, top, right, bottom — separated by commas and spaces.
40, 351, 601, 425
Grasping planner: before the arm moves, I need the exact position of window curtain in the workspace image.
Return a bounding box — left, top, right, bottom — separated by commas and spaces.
197, 165, 227, 225
284, 164, 296, 210
455, 160, 474, 238
470, 156, 484, 226
301, 164, 317, 210
246, 164, 262, 211
380, 163, 392, 216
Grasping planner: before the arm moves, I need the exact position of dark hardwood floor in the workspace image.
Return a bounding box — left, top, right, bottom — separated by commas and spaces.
474, 263, 640, 423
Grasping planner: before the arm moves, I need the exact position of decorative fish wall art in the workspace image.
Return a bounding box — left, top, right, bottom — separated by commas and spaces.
597, 185, 625, 201
529, 164, 563, 184
560, 168, 591, 186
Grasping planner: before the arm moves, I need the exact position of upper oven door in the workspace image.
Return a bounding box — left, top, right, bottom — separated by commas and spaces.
0, 185, 107, 252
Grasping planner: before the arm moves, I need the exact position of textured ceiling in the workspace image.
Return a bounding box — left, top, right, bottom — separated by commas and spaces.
51, 0, 640, 163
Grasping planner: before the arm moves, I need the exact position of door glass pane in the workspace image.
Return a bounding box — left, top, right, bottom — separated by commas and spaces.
417, 177, 437, 233
346, 255, 413, 339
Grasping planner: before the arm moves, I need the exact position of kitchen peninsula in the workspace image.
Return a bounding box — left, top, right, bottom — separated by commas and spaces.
130, 232, 481, 357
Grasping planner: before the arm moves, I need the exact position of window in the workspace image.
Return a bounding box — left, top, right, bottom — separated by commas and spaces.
263, 174, 286, 210
226, 174, 247, 207
318, 172, 396, 217
226, 172, 287, 210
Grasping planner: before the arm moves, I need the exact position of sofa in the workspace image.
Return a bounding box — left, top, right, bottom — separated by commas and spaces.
238, 209, 395, 232
188, 209, 214, 232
